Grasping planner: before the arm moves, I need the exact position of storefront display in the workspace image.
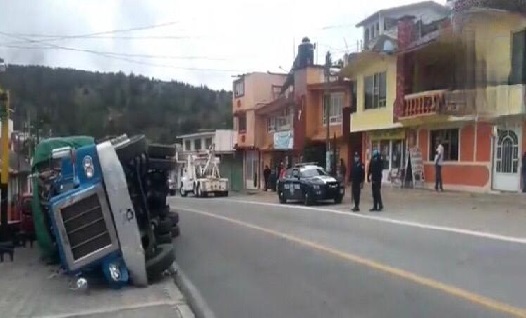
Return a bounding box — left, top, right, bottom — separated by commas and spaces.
367, 129, 406, 184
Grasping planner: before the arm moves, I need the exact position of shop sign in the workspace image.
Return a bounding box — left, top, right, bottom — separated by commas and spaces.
370, 129, 406, 141
274, 130, 293, 150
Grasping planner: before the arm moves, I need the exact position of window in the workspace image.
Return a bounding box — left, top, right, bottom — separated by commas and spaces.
300, 168, 328, 178
510, 29, 526, 84
205, 137, 213, 149
184, 140, 191, 151
234, 79, 245, 97
323, 92, 344, 125
267, 117, 275, 132
272, 85, 282, 100
194, 139, 202, 150
238, 114, 247, 132
364, 72, 387, 110
275, 107, 292, 131
429, 129, 459, 161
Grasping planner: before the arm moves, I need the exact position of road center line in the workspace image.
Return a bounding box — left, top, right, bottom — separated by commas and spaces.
212, 198, 526, 245
180, 207, 526, 318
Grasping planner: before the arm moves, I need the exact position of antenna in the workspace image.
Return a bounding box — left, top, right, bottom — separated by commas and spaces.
293, 37, 296, 60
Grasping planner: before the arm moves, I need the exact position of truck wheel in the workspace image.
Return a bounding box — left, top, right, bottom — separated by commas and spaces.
169, 189, 176, 196
180, 185, 187, 197
171, 225, 180, 238
148, 158, 174, 171
146, 244, 176, 280
148, 144, 176, 159
154, 217, 172, 235
195, 184, 201, 197
169, 210, 179, 224
115, 135, 147, 163
156, 233, 172, 244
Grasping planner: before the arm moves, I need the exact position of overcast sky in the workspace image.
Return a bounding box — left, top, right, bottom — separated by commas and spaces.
0, 0, 446, 90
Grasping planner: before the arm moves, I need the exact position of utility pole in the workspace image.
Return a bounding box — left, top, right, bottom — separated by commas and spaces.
0, 89, 10, 243
324, 51, 332, 174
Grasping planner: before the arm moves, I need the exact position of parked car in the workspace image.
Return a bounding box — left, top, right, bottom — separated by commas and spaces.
277, 163, 345, 206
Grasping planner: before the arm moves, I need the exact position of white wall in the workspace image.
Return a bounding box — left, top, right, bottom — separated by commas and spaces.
214, 129, 236, 152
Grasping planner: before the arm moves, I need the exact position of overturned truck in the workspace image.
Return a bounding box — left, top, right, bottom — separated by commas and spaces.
31, 134, 179, 289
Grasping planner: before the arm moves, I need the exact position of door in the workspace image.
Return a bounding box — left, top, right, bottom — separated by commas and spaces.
245, 150, 259, 190
493, 128, 521, 191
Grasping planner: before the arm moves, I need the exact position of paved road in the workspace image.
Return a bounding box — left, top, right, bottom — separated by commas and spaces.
171, 196, 526, 318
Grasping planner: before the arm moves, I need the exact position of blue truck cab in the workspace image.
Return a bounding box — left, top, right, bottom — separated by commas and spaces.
46, 138, 148, 289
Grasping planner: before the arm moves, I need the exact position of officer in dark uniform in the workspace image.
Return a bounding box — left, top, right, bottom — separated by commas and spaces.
367, 149, 384, 211
350, 152, 365, 212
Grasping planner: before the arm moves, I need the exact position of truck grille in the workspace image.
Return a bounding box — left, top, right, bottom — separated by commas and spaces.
61, 193, 112, 260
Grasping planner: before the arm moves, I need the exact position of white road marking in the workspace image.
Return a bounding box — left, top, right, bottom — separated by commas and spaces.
210, 198, 526, 245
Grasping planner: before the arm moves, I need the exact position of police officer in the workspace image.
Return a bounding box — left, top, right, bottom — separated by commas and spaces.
367, 149, 384, 212
350, 152, 365, 212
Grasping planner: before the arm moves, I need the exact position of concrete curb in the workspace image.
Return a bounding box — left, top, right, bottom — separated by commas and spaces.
173, 262, 217, 318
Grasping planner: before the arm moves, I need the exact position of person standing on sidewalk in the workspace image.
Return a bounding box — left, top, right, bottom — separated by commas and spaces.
263, 165, 271, 191
434, 138, 444, 192
367, 149, 384, 212
350, 152, 365, 212
522, 151, 526, 193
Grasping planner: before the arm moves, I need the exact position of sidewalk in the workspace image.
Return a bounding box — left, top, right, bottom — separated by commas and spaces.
236, 187, 526, 238
0, 247, 194, 318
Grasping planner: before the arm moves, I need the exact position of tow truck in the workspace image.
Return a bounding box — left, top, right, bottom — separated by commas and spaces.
179, 144, 229, 197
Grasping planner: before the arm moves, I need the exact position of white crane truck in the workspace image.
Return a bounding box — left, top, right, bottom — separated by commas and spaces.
179, 144, 229, 197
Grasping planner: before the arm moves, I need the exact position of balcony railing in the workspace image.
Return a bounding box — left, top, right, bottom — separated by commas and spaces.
401, 89, 477, 119
401, 85, 526, 119
401, 90, 446, 118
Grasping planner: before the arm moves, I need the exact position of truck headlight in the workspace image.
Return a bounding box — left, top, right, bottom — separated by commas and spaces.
108, 263, 121, 281
82, 156, 94, 178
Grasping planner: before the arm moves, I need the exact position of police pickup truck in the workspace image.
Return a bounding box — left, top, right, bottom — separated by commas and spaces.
277, 163, 345, 206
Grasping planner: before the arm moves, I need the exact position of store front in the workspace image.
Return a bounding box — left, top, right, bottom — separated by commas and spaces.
366, 129, 406, 184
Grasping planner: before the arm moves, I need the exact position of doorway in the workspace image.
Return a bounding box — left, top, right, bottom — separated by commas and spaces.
245, 150, 259, 190
492, 127, 521, 191
371, 139, 405, 183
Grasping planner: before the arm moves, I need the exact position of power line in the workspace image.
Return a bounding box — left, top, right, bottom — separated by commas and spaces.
0, 44, 228, 61
0, 32, 249, 73
1, 21, 180, 46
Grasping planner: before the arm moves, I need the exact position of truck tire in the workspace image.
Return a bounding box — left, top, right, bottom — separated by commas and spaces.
148, 158, 175, 171
115, 135, 147, 163
148, 144, 176, 159
154, 217, 172, 235
171, 225, 180, 238
146, 244, 176, 280
156, 232, 173, 244
180, 184, 187, 197
169, 210, 179, 224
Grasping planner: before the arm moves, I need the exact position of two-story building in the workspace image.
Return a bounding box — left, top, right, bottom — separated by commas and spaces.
342, 1, 450, 186
232, 72, 287, 189
176, 129, 242, 191
344, 0, 526, 193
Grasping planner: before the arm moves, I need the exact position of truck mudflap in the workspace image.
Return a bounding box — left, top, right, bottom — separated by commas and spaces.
97, 141, 148, 287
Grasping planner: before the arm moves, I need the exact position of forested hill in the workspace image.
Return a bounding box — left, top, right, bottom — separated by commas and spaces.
0, 65, 233, 143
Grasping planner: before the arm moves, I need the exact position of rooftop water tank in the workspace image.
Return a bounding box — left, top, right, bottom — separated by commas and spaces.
297, 37, 314, 69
